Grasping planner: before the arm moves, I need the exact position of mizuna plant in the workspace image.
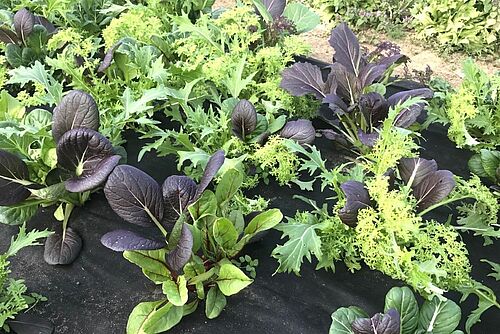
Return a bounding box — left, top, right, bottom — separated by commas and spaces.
0, 90, 121, 264
101, 151, 283, 333
280, 23, 433, 153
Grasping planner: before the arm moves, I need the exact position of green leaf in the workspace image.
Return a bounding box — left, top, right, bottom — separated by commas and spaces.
215, 169, 243, 205
123, 250, 171, 284
205, 286, 227, 319
162, 275, 188, 306
468, 154, 489, 178
418, 297, 461, 334
252, 0, 273, 22
142, 302, 184, 333
122, 87, 168, 117
5, 43, 22, 68
30, 183, 68, 201
126, 300, 164, 334
188, 190, 217, 222
177, 148, 210, 171
459, 280, 500, 333
6, 223, 52, 258
481, 259, 500, 281
0, 199, 41, 225
0, 90, 25, 120
480, 149, 500, 180
384, 286, 419, 334
213, 217, 238, 251
221, 57, 257, 98
183, 300, 199, 317
244, 208, 283, 236
283, 3, 320, 33
216, 262, 253, 296
228, 210, 245, 235
329, 306, 368, 334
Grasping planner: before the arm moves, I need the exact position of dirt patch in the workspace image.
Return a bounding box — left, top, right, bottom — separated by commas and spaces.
212, 0, 499, 86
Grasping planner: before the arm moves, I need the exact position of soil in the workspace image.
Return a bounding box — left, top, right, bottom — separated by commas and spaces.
213, 0, 500, 87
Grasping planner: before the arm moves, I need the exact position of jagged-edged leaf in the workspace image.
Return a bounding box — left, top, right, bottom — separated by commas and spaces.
418, 297, 461, 334
280, 62, 325, 99
56, 128, 120, 193
283, 3, 320, 33
162, 175, 197, 223
413, 170, 455, 210
14, 8, 34, 43
231, 99, 257, 140
0, 149, 31, 205
384, 287, 419, 334
52, 90, 100, 142
97, 41, 122, 72
329, 22, 366, 76
329, 306, 368, 334
101, 230, 164, 251
262, 0, 286, 19
43, 227, 82, 265
352, 309, 400, 334
0, 27, 19, 44
104, 165, 164, 227
6, 313, 54, 334
194, 150, 225, 200
398, 158, 437, 187
166, 223, 193, 272
280, 119, 316, 144
339, 181, 371, 226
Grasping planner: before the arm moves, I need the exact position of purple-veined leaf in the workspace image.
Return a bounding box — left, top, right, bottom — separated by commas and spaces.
328, 22, 366, 76
97, 41, 122, 72
376, 54, 406, 68
43, 227, 82, 265
162, 175, 197, 223
104, 165, 164, 227
339, 181, 371, 226
351, 309, 400, 334
262, 0, 286, 19
323, 93, 349, 115
101, 230, 164, 251
280, 62, 326, 99
393, 104, 422, 128
388, 88, 433, 128
280, 119, 316, 144
359, 92, 388, 125
0, 150, 31, 206
34, 16, 56, 34
398, 158, 437, 187
359, 63, 387, 87
413, 170, 455, 210
329, 62, 360, 102
387, 88, 433, 107
166, 223, 193, 272
357, 129, 379, 147
13, 8, 34, 43
52, 90, 100, 142
0, 27, 19, 44
194, 150, 225, 200
231, 99, 257, 140
56, 128, 120, 193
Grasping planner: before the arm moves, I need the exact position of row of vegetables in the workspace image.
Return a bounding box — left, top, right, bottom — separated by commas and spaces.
0, 1, 498, 333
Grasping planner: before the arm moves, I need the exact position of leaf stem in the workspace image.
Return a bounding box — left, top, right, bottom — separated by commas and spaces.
418, 195, 470, 216
62, 202, 75, 242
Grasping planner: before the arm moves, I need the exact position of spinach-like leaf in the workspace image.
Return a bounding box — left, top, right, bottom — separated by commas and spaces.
101, 230, 164, 251
384, 286, 419, 334
338, 181, 371, 226
52, 90, 100, 142
351, 309, 400, 334
283, 3, 320, 34
166, 223, 193, 272
280, 119, 316, 144
280, 62, 326, 99
418, 297, 461, 334
13, 8, 34, 43
162, 175, 197, 222
43, 227, 82, 265
0, 149, 31, 205
56, 128, 120, 193
205, 286, 227, 319
104, 165, 164, 227
398, 158, 438, 187
329, 306, 368, 334
194, 150, 225, 200
231, 99, 257, 140
413, 170, 455, 210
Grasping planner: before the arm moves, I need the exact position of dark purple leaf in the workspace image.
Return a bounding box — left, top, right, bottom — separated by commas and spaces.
387, 88, 434, 107
324, 71, 338, 95
393, 104, 422, 128
0, 27, 19, 44
329, 63, 360, 102
329, 23, 366, 76
97, 41, 122, 73
13, 8, 35, 42
43, 228, 82, 265
280, 119, 316, 144
357, 129, 378, 147
388, 88, 433, 128
104, 165, 164, 227
352, 309, 400, 334
101, 230, 164, 251
358, 63, 387, 87
339, 181, 371, 226
263, 0, 286, 19
231, 99, 257, 140
413, 170, 455, 210
34, 16, 56, 34
323, 93, 349, 115
52, 90, 100, 142
166, 223, 193, 272
6, 313, 54, 334
56, 128, 120, 193
0, 150, 31, 205
376, 54, 406, 68
280, 62, 326, 99
398, 158, 437, 187
162, 175, 197, 223
359, 92, 388, 125
319, 129, 350, 147
194, 150, 225, 200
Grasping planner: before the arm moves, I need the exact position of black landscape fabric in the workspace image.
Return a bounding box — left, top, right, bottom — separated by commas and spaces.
1, 126, 499, 334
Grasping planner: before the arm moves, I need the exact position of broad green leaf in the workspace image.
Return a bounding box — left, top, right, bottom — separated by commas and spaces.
0, 90, 25, 120
228, 210, 245, 235
267, 115, 287, 134
418, 297, 461, 334
162, 275, 188, 306
31, 183, 68, 201
283, 3, 320, 33
183, 300, 199, 317
384, 286, 419, 334
329, 306, 368, 334
215, 169, 243, 205
189, 267, 216, 285
244, 208, 283, 236
205, 286, 227, 319
126, 300, 164, 334
252, 0, 273, 22
123, 250, 171, 283
216, 263, 253, 296
188, 190, 217, 222
0, 199, 41, 225
480, 149, 500, 180
213, 218, 239, 251
142, 302, 184, 333
468, 154, 489, 178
